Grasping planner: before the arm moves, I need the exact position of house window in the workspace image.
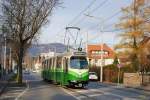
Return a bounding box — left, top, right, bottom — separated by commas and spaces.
92, 51, 96, 54
104, 51, 108, 55
96, 51, 99, 54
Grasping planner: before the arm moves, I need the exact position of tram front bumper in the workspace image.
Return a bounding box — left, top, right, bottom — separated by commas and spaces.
69, 80, 88, 86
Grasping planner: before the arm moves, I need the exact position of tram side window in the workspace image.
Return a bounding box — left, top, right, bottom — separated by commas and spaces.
43, 62, 45, 69
46, 60, 48, 69
49, 59, 51, 69
53, 58, 57, 69
47, 60, 49, 69
56, 57, 62, 68
48, 59, 50, 69
51, 58, 54, 69
63, 58, 68, 72
45, 60, 47, 69
44, 61, 46, 70
42, 62, 43, 69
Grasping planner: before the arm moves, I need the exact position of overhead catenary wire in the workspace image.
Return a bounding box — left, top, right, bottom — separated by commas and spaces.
78, 29, 123, 47
87, 0, 109, 14
54, 0, 97, 43
78, 1, 150, 47
57, 0, 120, 44
62, 0, 110, 45
61, 10, 122, 45
56, 1, 129, 46
56, 0, 97, 34
68, 0, 97, 26
87, 10, 122, 30
73, 0, 109, 26
63, 9, 122, 46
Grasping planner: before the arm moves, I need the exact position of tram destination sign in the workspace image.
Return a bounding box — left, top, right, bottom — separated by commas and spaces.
73, 52, 86, 56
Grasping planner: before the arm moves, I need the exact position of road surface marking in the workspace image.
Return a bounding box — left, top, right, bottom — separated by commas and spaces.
0, 95, 15, 99
15, 80, 29, 100
61, 87, 81, 100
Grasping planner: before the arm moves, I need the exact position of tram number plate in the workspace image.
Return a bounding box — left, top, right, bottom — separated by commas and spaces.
79, 83, 82, 87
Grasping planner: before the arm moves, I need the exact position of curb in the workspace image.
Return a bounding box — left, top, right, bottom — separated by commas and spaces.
125, 86, 150, 92
103, 82, 150, 92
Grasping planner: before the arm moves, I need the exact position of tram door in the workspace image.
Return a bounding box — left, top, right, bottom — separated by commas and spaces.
62, 57, 68, 85
53, 57, 56, 82
56, 57, 63, 83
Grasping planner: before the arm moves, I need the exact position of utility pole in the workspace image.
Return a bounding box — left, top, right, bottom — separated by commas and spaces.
86, 31, 88, 53
100, 22, 104, 83
9, 48, 11, 72
3, 34, 7, 74
84, 14, 104, 82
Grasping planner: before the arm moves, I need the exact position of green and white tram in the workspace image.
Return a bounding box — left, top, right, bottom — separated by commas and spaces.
41, 51, 89, 87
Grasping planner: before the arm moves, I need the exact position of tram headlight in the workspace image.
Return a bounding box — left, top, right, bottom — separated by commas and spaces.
71, 80, 77, 83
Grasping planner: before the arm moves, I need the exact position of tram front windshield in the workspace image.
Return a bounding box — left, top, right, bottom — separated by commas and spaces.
70, 56, 88, 69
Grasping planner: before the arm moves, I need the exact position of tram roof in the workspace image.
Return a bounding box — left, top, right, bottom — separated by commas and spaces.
57, 51, 87, 57
43, 51, 87, 60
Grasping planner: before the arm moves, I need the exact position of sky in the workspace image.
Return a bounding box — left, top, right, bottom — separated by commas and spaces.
40, 0, 132, 47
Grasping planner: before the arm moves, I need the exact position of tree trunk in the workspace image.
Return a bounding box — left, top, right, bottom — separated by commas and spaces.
17, 46, 24, 84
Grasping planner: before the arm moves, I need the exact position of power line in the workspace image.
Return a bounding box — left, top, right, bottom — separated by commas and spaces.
87, 10, 121, 30
55, 0, 97, 42
68, 0, 97, 26
56, 1, 122, 44
88, 0, 109, 14
80, 29, 123, 46
57, 9, 122, 45
73, 0, 109, 26
62, 0, 110, 44
55, 2, 125, 44
56, 10, 121, 44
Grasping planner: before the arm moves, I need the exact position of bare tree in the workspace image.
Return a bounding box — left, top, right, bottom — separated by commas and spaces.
0, 0, 59, 84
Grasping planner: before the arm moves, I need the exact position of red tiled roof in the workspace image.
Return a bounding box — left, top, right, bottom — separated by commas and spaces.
87, 44, 114, 59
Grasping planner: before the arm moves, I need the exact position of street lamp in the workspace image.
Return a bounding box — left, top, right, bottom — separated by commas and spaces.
84, 14, 104, 82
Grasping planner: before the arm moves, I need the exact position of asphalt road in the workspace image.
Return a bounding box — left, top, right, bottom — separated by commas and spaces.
21, 72, 76, 100
65, 82, 150, 100
19, 72, 150, 100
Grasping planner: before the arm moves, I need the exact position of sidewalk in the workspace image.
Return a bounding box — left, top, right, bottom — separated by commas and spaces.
103, 81, 150, 92
0, 81, 26, 100
132, 84, 150, 92
0, 73, 14, 95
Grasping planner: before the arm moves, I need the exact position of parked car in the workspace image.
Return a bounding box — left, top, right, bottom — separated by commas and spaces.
24, 69, 30, 74
32, 70, 37, 73
89, 72, 98, 81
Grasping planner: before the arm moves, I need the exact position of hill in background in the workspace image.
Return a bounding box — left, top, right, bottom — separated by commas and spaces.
28, 43, 67, 57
